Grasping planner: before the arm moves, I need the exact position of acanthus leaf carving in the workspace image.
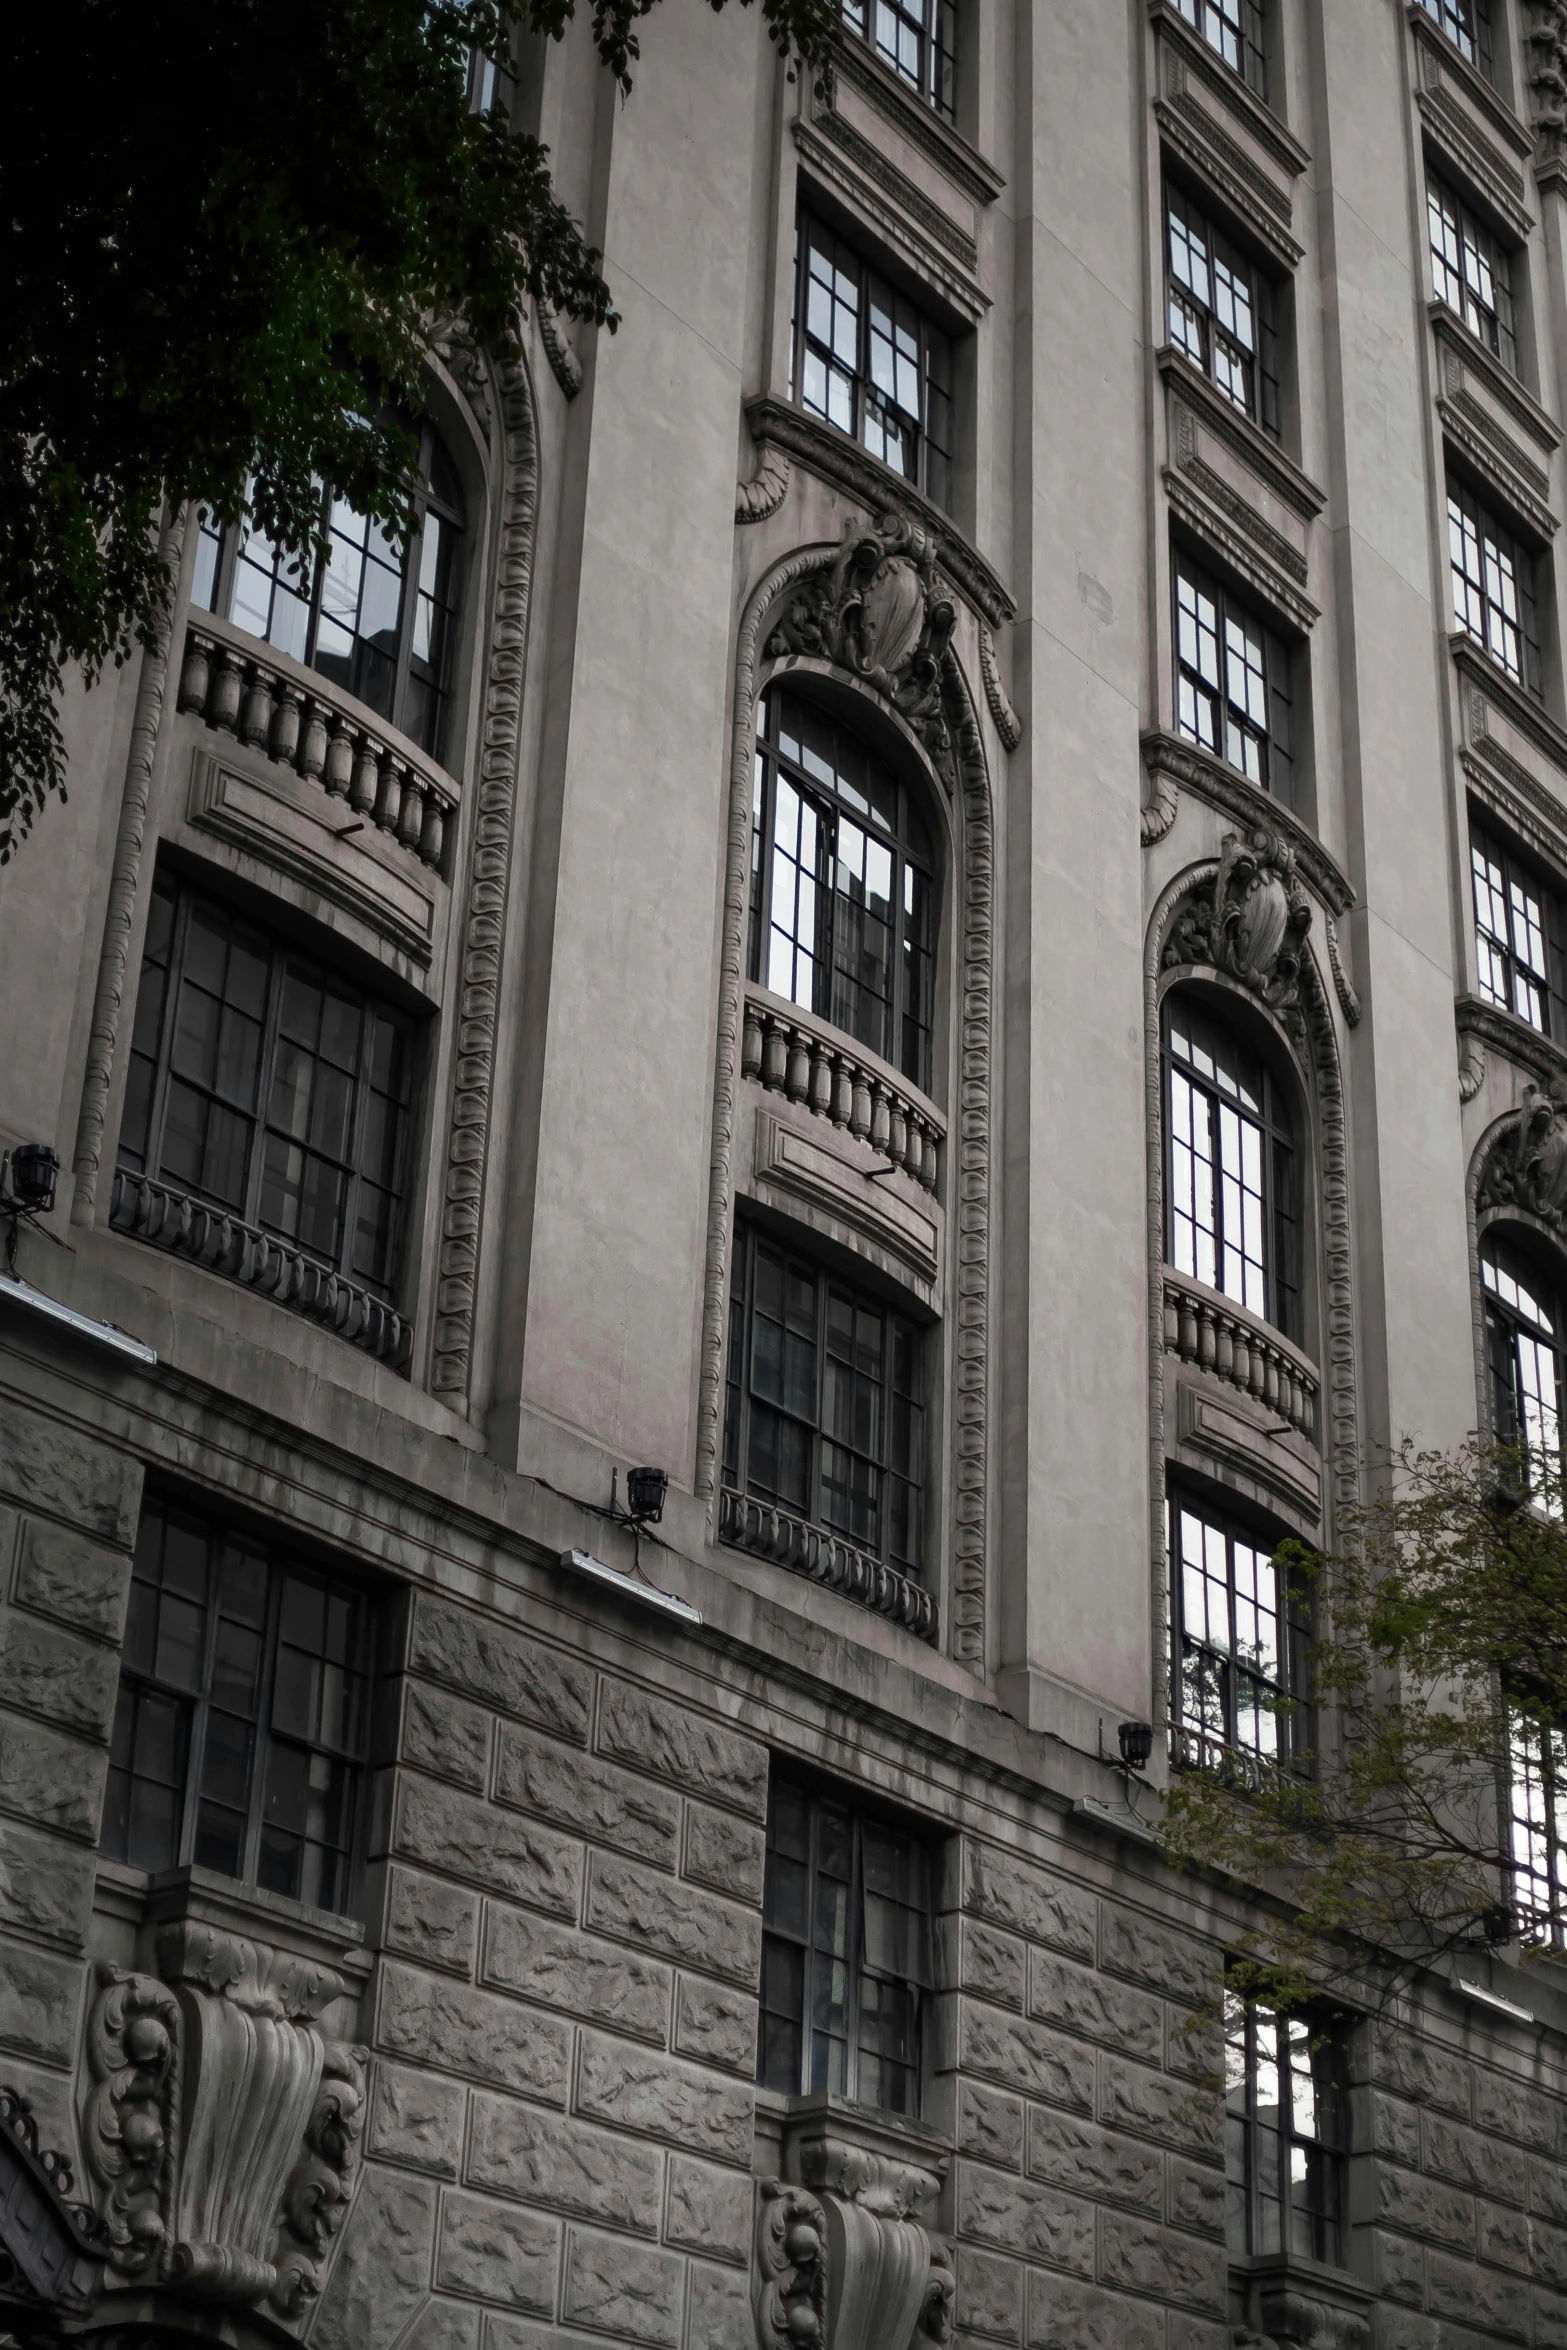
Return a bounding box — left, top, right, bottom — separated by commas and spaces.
1163, 822, 1313, 1027
753, 2114, 950, 2350
1479, 1079, 1567, 1229
1529, 3, 1567, 154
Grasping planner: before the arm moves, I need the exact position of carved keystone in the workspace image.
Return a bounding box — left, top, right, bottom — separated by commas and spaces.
753, 2098, 952, 2350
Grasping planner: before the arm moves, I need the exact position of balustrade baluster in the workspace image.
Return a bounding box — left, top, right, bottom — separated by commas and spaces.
761, 1015, 788, 1093
324, 719, 355, 798
887, 1099, 908, 1169
1215, 1318, 1234, 1381
374, 756, 402, 835
921, 1129, 939, 1190
298, 699, 328, 782
870, 1082, 891, 1157
349, 737, 379, 816
1178, 1292, 1198, 1359
239, 667, 272, 749
808, 1040, 833, 1119
1164, 1287, 1180, 1352
210, 650, 244, 732
903, 1116, 924, 1182
178, 634, 211, 714
397, 772, 425, 851
785, 1028, 811, 1103
742, 1004, 764, 1083
1262, 1348, 1280, 1412
1197, 1304, 1217, 1372
849, 1066, 873, 1142
270, 684, 304, 768
1231, 1325, 1250, 1395
830, 1056, 853, 1130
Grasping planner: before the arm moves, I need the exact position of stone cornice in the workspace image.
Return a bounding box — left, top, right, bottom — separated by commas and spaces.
828, 35, 1005, 208
1152, 97, 1304, 269
1430, 304, 1562, 454
1156, 346, 1326, 518
1457, 991, 1567, 1091
1438, 395, 1557, 540
1408, 4, 1536, 160
743, 396, 1016, 626
1453, 635, 1567, 772
1163, 469, 1319, 631
792, 119, 987, 326
1140, 727, 1356, 915
1147, 0, 1311, 176
810, 107, 977, 272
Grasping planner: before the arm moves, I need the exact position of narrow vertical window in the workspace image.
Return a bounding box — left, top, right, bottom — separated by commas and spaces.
1174, 552, 1295, 805
1171, 0, 1267, 99
793, 215, 955, 512
1470, 821, 1566, 1036
1428, 172, 1517, 373
1164, 999, 1298, 1338
1166, 184, 1280, 436
1448, 481, 1542, 696
1225, 1994, 1348, 2263
1483, 1239, 1564, 1497
1170, 1495, 1311, 1771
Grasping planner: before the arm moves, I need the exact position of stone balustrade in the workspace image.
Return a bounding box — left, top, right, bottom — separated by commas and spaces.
1162, 1269, 1318, 1441
177, 618, 457, 874
740, 986, 942, 1193
718, 1487, 937, 1642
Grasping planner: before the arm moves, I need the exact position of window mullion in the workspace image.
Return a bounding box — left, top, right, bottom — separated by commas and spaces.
390, 498, 423, 738
305, 483, 331, 670
845, 1816, 863, 2104
338, 997, 377, 1282
143, 892, 193, 1187
176, 1540, 225, 1870
243, 947, 287, 1231
242, 1563, 285, 1889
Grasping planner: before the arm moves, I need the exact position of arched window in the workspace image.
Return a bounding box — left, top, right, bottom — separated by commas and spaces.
1483, 1235, 1564, 1485
1163, 996, 1299, 1337
191, 419, 466, 762
749, 691, 938, 1094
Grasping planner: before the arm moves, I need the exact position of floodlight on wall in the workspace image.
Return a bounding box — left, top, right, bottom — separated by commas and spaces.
1117, 1720, 1154, 1772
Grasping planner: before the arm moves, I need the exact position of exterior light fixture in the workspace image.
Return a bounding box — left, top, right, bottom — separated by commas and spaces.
4, 1144, 60, 1215
1117, 1720, 1154, 1772
625, 1466, 669, 1526
1481, 1902, 1513, 1948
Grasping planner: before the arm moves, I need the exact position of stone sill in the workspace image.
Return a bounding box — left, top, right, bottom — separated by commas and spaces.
1156, 346, 1325, 520
1147, 0, 1310, 176
1429, 303, 1561, 455
828, 33, 1005, 208
1406, 2, 1534, 159
144, 1864, 370, 1976
1451, 636, 1567, 766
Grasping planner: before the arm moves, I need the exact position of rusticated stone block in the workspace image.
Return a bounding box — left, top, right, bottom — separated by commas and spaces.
436, 2190, 559, 2313
682, 1802, 765, 1904
1026, 2107, 1162, 2213
378, 1963, 572, 2104
955, 2244, 1022, 2343
1534, 2216, 1567, 2293
1097, 2211, 1225, 2313
958, 2002, 1094, 2112
1537, 2285, 1567, 2349
312, 2165, 438, 2350
494, 1722, 680, 1866
585, 1853, 761, 1987
1025, 2270, 1163, 2350
1373, 2027, 1470, 2118
1376, 2229, 1426, 2303
485, 2325, 588, 2350
385, 1866, 479, 1977
0, 1412, 140, 1545
16, 1522, 129, 1642
1376, 2313, 1442, 2350
0, 1938, 81, 2063
1428, 2247, 1530, 2339
954, 1917, 1026, 2011
1375, 2163, 1475, 2250
562, 2227, 684, 2348
394, 1774, 581, 1919
1098, 2056, 1222, 2160
1425, 2112, 1527, 2206
956, 2079, 1023, 2171
1027, 1949, 1161, 2062
595, 1680, 768, 1820
1473, 2069, 1560, 2154
1167, 2155, 1225, 2237
407, 1593, 591, 1742
0, 1710, 105, 1840
685, 2257, 751, 2350
1097, 1903, 1216, 2007
575, 2031, 754, 2168
1477, 2196, 1532, 2271
400, 1680, 491, 1791
663, 2155, 752, 2266
467, 2091, 661, 2234
954, 2162, 1095, 2275
1364, 2089, 1422, 2166
1533, 2158, 1567, 2226
1166, 2321, 1228, 2350
405, 2301, 480, 2350
671, 1977, 757, 2076
368, 2061, 467, 2177
1164, 2005, 1223, 2082
0, 1613, 118, 1740
960, 1844, 1095, 1963
483, 1906, 670, 2042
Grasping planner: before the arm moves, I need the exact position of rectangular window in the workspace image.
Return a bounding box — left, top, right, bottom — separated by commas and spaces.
1225, 1992, 1348, 2265
758, 1778, 933, 2114
1415, 0, 1493, 77
116, 874, 416, 1300
1428, 172, 1517, 374
1169, 1493, 1311, 1772
1470, 820, 1567, 1037
723, 1224, 925, 1577
1173, 551, 1295, 805
101, 1493, 374, 1915
1449, 480, 1542, 696
793, 213, 955, 512
1172, 0, 1267, 99
841, 0, 957, 119
1164, 1002, 1299, 1339
1510, 1709, 1567, 1945
1166, 184, 1280, 437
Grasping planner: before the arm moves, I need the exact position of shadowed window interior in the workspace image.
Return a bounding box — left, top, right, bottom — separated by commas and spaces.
791, 212, 955, 512
1163, 997, 1299, 1338
749, 690, 938, 1094
1483, 1236, 1564, 1496
101, 1492, 373, 1915
1172, 0, 1267, 99
1165, 182, 1280, 436
1470, 818, 1567, 1037
1415, 0, 1493, 77
1428, 169, 1517, 373
191, 417, 465, 761
841, 0, 956, 118
758, 1777, 933, 2115
1448, 479, 1542, 696
1169, 1491, 1311, 1772
1226, 1992, 1348, 2265
1173, 549, 1295, 805
723, 1221, 925, 1578
116, 874, 415, 1300
1510, 1708, 1567, 1944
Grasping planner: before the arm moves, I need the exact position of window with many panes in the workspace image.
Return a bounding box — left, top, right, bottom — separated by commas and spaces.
723, 1223, 925, 1576
1172, 0, 1267, 99
101, 1493, 373, 1915
1164, 997, 1299, 1338
1174, 552, 1295, 805
1165, 184, 1279, 437
749, 691, 937, 1094
793, 212, 955, 511
1470, 820, 1566, 1037
1448, 480, 1542, 695
1416, 0, 1493, 77
1428, 171, 1517, 373
1170, 1493, 1311, 1772
842, 0, 956, 119
1510, 1708, 1567, 1943
1483, 1237, 1564, 1497
117, 875, 416, 1301
1225, 1992, 1348, 2265
757, 1778, 933, 2115
192, 419, 465, 761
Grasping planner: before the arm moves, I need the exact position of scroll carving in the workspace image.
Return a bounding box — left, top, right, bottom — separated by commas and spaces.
1459, 1032, 1487, 1102
535, 299, 583, 398
1478, 1081, 1567, 1228
977, 624, 1022, 752
736, 441, 792, 524
1162, 822, 1313, 1020
753, 2117, 951, 2350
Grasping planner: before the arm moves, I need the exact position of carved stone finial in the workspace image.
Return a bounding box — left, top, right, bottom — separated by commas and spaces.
1162, 823, 1313, 1015
764, 516, 958, 778
1479, 1082, 1567, 1229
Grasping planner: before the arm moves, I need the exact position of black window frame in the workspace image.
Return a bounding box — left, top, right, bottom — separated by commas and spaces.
1469, 817, 1567, 1039
723, 1220, 927, 1580
1225, 1990, 1349, 2267
792, 209, 956, 513
1416, 0, 1493, 79
1427, 168, 1518, 374
1171, 0, 1268, 100
748, 688, 939, 1095
101, 1491, 376, 1918
757, 1775, 934, 2117
1173, 547, 1296, 807
1163, 994, 1300, 1341
1448, 477, 1543, 698
191, 416, 466, 764
1482, 1234, 1565, 1492
1169, 1488, 1313, 1776
116, 872, 418, 1304
1509, 1704, 1567, 1946
841, 0, 957, 120
1164, 180, 1281, 438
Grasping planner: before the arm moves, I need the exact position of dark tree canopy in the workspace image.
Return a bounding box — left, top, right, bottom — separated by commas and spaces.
0, 0, 837, 858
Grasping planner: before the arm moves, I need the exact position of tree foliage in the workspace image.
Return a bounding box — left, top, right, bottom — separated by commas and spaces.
0, 0, 839, 858
1161, 1439, 1567, 2013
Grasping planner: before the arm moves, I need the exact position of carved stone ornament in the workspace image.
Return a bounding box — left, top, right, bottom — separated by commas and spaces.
754, 2112, 952, 2350
1162, 822, 1313, 1017
1238, 2279, 1372, 2350
0, 2083, 105, 2329
1530, 4, 1567, 155
764, 517, 958, 779
81, 1924, 366, 2326
1478, 1081, 1567, 1229
428, 310, 496, 440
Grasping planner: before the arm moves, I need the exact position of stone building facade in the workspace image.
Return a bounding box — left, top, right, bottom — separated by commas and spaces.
9, 2, 1567, 2345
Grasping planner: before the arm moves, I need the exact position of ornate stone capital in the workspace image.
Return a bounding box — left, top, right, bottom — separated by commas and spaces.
753, 2102, 952, 2350
1162, 822, 1314, 1021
